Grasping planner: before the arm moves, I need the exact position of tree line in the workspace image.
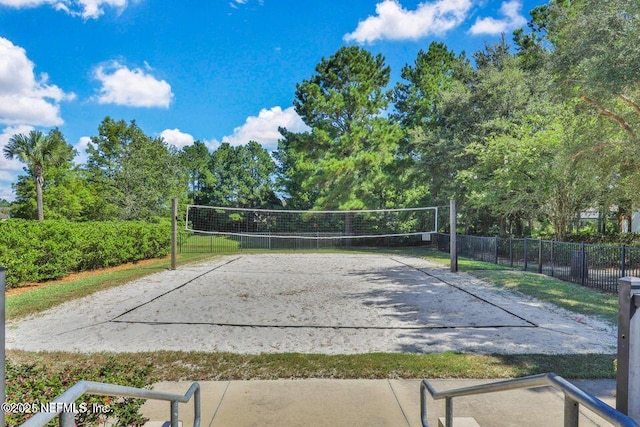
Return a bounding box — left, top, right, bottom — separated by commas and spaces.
4, 0, 639, 240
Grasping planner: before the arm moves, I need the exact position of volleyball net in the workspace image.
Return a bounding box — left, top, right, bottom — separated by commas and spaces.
185, 205, 444, 243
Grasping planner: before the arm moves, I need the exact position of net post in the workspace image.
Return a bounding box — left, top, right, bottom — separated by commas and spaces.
171, 198, 178, 271
450, 199, 458, 272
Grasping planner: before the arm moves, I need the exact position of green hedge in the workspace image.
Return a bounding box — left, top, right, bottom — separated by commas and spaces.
565, 232, 640, 247
0, 220, 170, 288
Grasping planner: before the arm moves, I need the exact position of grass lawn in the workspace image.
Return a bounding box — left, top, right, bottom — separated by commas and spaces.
415, 248, 619, 325
5, 246, 618, 381
470, 270, 618, 324
7, 350, 616, 381
178, 234, 239, 253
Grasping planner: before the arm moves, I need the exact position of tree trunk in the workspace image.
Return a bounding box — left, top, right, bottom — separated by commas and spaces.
35, 168, 44, 221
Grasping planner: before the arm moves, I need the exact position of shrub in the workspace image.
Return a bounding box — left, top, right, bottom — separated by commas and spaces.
0, 220, 170, 287
565, 232, 640, 247
6, 358, 154, 426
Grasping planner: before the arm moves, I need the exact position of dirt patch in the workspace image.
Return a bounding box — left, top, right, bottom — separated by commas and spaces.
6, 256, 170, 296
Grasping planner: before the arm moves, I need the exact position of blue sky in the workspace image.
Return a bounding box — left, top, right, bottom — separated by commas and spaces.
0, 0, 548, 201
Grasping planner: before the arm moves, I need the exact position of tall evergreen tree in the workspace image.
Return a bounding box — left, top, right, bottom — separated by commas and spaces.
201, 142, 278, 208
85, 117, 185, 220
278, 46, 409, 210
179, 140, 214, 204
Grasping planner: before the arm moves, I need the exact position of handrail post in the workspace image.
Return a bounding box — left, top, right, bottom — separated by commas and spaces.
564, 395, 579, 427
58, 411, 75, 427
194, 386, 201, 427
617, 277, 640, 421
445, 397, 453, 427
170, 400, 179, 427
420, 382, 429, 427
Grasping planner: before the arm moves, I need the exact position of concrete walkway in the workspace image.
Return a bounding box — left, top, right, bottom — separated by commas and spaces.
141, 378, 619, 427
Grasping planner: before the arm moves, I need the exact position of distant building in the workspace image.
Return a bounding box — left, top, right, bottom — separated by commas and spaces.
632, 211, 640, 233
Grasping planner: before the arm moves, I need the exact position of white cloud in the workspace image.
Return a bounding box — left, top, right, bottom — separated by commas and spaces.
469, 0, 527, 35
0, 0, 134, 19
0, 185, 15, 202
221, 106, 309, 150
0, 124, 35, 201
344, 0, 472, 44
73, 136, 91, 165
230, 0, 262, 8
0, 0, 55, 6
0, 124, 33, 173
229, 0, 265, 9
94, 61, 173, 108
203, 139, 220, 152
0, 37, 73, 127
76, 0, 127, 18
160, 128, 195, 150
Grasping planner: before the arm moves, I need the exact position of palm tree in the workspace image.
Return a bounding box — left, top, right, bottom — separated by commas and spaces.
3, 130, 70, 220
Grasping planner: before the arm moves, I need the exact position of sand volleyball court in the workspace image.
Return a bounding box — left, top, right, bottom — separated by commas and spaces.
7, 253, 616, 354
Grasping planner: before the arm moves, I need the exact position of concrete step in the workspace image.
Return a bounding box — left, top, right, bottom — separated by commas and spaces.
438, 417, 481, 427
140, 378, 618, 427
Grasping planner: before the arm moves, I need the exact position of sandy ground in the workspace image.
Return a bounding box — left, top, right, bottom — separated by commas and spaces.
6, 253, 617, 354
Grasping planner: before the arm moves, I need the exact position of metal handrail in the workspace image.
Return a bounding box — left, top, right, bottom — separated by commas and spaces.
421, 372, 640, 427
18, 380, 201, 427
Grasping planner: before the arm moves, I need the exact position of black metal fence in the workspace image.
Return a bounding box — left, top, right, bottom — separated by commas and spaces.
178, 232, 430, 253
437, 233, 640, 293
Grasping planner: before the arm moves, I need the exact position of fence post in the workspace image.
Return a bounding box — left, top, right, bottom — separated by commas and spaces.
581, 242, 586, 287
538, 238, 543, 274
171, 198, 177, 270
524, 238, 528, 271
616, 277, 640, 421
480, 237, 484, 262
622, 245, 627, 278
550, 240, 555, 277
494, 237, 498, 265
450, 199, 458, 273
509, 237, 513, 267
